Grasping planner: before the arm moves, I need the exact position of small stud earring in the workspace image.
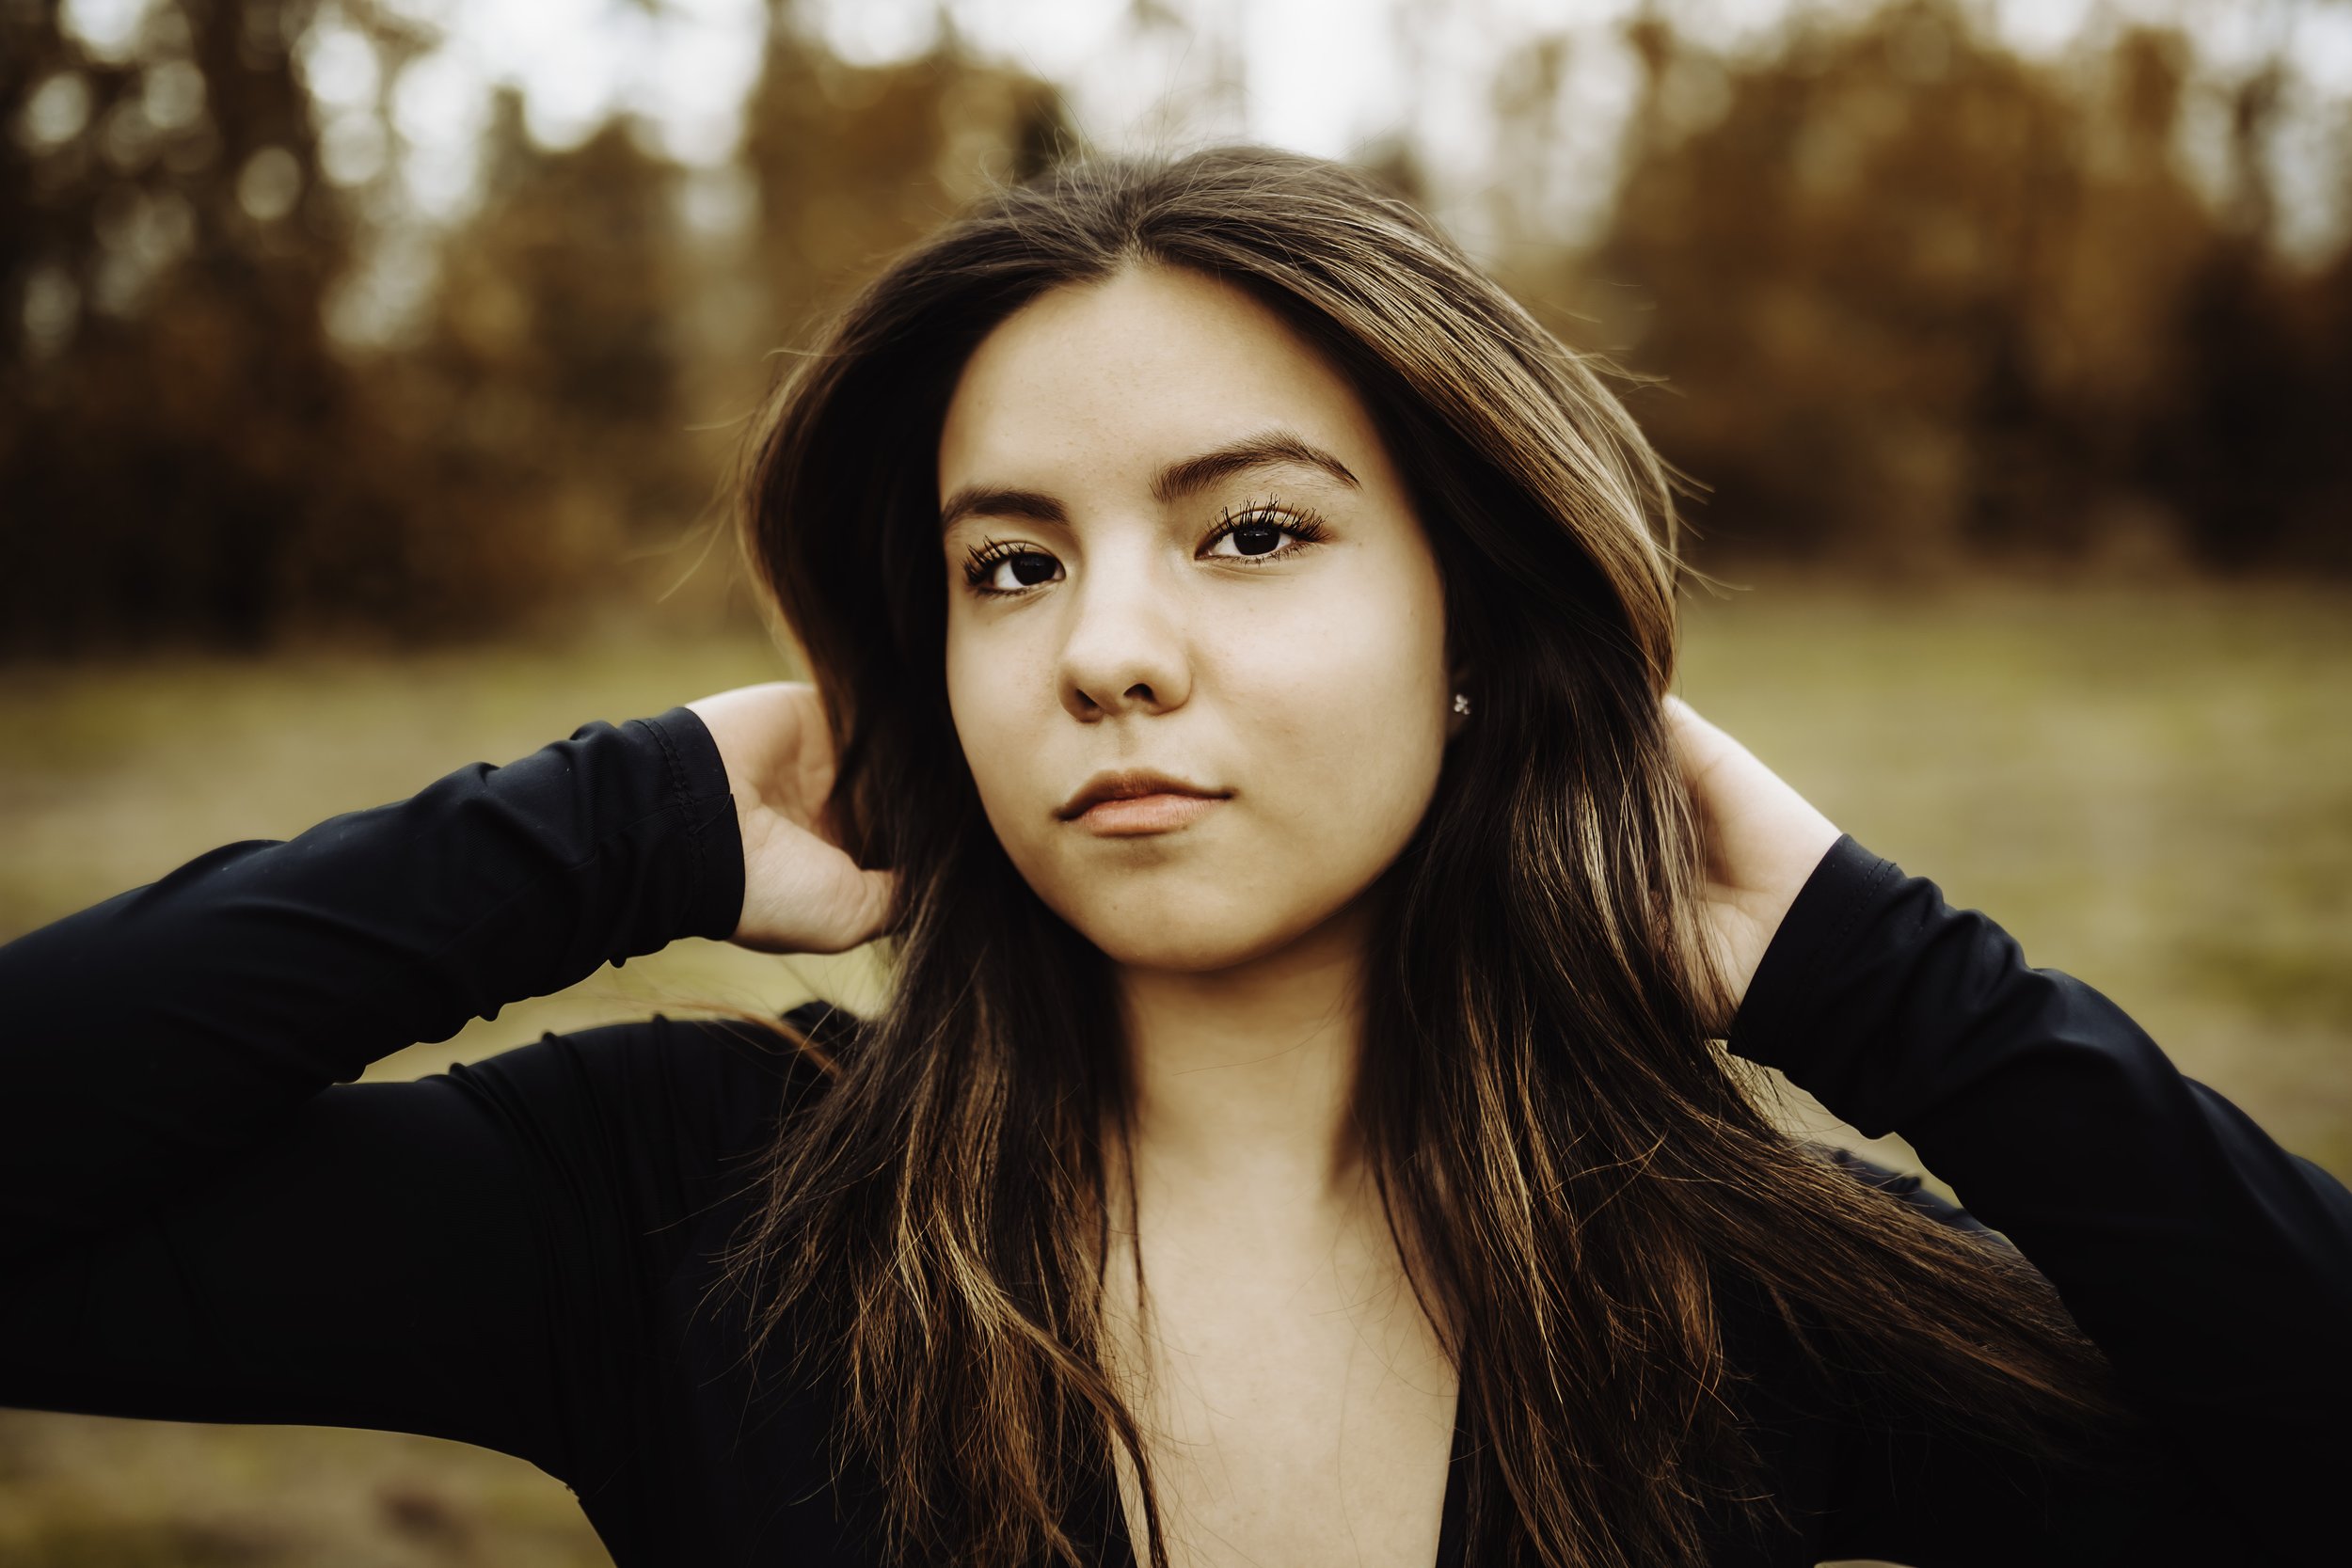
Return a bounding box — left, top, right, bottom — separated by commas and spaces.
1452, 692, 1472, 718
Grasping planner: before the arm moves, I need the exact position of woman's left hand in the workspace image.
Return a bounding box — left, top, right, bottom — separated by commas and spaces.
1661, 695, 1844, 1027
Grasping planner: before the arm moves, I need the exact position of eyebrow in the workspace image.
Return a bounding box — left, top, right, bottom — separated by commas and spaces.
937, 429, 1361, 534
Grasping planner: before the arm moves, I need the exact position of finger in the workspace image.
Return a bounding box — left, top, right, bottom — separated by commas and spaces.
856, 867, 900, 942
1661, 693, 1740, 794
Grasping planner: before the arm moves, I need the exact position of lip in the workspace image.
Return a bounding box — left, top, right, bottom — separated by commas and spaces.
1057, 768, 1232, 834
1070, 792, 1226, 836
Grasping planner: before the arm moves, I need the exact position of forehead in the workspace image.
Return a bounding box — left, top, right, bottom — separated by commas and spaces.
936, 264, 1386, 499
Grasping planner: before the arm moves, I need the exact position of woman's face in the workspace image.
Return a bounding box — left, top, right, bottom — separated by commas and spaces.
938, 264, 1456, 973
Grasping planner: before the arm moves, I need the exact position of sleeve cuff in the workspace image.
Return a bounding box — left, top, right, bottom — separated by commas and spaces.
633, 705, 745, 945
1723, 832, 1904, 1076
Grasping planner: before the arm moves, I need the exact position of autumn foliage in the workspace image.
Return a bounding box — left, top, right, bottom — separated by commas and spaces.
2, 0, 2343, 654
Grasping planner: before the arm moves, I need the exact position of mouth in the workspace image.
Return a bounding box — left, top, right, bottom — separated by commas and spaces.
1068, 792, 1227, 836
1058, 769, 1232, 835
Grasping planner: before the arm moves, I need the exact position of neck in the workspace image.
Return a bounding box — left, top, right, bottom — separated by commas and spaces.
1106, 896, 1376, 1213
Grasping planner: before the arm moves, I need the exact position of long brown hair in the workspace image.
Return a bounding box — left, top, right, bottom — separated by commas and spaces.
710, 145, 2120, 1568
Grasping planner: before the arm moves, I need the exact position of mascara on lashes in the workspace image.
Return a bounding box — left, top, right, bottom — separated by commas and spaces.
959, 501, 1333, 597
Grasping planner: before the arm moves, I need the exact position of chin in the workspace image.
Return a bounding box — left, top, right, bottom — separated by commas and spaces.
1086, 927, 1279, 974
1021, 877, 1239, 966
1050, 882, 1359, 975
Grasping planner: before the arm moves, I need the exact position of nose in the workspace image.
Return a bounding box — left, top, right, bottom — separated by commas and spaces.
1057, 545, 1192, 721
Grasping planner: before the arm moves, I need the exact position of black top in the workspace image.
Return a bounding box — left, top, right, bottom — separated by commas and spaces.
2, 709, 2345, 1567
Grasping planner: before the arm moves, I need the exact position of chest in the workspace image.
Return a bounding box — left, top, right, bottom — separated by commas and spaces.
1099, 1224, 1460, 1568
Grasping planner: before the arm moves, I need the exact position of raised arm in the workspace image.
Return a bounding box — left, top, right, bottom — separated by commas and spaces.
1727, 834, 2352, 1562
0, 709, 754, 1478
0, 708, 743, 1260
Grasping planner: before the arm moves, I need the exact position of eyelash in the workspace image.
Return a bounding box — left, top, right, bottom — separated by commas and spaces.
959, 500, 1332, 599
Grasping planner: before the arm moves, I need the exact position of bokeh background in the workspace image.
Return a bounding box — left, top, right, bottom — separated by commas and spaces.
4, 0, 2348, 1560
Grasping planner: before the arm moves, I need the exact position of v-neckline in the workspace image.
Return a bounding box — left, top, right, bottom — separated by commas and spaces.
1089, 1388, 1472, 1568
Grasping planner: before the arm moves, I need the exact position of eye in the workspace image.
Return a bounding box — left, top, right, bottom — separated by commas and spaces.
957, 503, 1332, 600
962, 538, 1062, 597
1202, 502, 1330, 564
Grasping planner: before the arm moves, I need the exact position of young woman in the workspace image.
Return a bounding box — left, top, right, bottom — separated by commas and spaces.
2, 146, 2344, 1568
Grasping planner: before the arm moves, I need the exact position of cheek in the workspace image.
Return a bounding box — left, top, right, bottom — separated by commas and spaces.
946, 630, 1039, 826
1101, 560, 1447, 963
1241, 591, 1450, 865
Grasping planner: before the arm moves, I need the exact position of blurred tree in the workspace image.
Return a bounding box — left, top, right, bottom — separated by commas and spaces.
1540, 0, 2350, 577
357, 91, 707, 630
1, 0, 391, 649
1, 0, 1075, 653
13, 0, 2340, 657
740, 10, 1075, 348
2153, 57, 2352, 574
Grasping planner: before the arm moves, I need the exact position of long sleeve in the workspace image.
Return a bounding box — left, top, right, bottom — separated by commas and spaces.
0, 707, 741, 1259
1726, 833, 2352, 1564
0, 709, 755, 1483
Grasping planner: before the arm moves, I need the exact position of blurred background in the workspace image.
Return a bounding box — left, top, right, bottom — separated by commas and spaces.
3, 0, 2347, 1561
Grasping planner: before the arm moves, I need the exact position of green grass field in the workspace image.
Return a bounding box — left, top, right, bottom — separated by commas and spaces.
2, 574, 2346, 1564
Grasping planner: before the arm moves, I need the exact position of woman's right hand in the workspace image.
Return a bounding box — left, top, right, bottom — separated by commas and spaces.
684, 682, 899, 954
